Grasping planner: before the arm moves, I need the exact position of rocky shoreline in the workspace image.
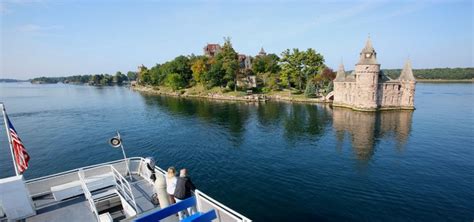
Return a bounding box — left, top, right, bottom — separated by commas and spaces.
131, 85, 329, 104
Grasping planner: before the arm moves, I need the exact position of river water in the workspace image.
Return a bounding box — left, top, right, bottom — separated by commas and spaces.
0, 82, 472, 221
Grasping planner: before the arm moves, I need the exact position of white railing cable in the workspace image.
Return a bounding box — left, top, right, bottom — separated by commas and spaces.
195, 189, 252, 222
78, 169, 100, 222
110, 165, 138, 212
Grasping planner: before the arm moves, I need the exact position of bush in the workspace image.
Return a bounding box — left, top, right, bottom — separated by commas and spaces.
165, 73, 185, 91
304, 82, 317, 98
262, 87, 271, 93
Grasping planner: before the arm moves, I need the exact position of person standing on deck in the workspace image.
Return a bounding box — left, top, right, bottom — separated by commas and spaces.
166, 167, 177, 204
174, 168, 196, 219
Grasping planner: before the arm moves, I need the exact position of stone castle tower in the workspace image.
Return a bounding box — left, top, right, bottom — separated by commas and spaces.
354, 38, 380, 110
332, 38, 416, 111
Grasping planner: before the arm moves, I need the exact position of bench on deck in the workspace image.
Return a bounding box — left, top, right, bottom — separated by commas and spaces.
133, 196, 217, 222
99, 212, 113, 222
51, 172, 115, 201
181, 210, 217, 222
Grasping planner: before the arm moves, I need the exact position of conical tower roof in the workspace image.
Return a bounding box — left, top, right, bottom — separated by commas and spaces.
357, 37, 378, 65
258, 47, 267, 56
399, 59, 415, 81
334, 62, 346, 82
362, 37, 374, 52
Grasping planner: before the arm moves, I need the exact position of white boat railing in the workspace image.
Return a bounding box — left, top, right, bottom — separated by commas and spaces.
110, 165, 138, 212
78, 169, 100, 222
195, 190, 252, 222
24, 157, 251, 221
26, 158, 141, 197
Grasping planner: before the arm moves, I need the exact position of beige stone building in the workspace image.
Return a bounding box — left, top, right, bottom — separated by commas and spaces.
332, 38, 416, 111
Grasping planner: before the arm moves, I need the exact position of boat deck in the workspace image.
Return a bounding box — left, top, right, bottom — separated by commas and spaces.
27, 195, 97, 222
25, 173, 159, 222
1, 157, 251, 222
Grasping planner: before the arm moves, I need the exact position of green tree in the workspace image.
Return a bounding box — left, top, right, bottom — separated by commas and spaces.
172, 55, 193, 83
165, 73, 185, 90
191, 56, 208, 85
280, 48, 324, 90
252, 53, 280, 88
138, 65, 152, 85
149, 64, 163, 85
100, 74, 113, 85
126, 71, 137, 81
114, 71, 126, 85
304, 81, 317, 98
218, 37, 239, 89
91, 74, 103, 85
203, 60, 225, 88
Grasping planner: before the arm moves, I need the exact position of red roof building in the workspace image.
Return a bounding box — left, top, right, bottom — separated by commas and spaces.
203, 44, 221, 57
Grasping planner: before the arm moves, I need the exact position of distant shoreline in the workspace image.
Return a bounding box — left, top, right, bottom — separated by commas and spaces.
415, 79, 473, 83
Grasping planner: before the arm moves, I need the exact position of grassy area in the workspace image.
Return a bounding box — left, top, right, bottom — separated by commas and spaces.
133, 85, 327, 103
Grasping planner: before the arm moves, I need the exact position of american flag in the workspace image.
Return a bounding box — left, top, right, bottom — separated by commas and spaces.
5, 114, 30, 174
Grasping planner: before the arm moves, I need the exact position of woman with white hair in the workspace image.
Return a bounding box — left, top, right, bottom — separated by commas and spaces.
166, 166, 177, 204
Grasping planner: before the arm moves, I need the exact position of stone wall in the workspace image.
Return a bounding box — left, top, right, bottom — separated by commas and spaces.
353, 64, 380, 110
333, 82, 357, 106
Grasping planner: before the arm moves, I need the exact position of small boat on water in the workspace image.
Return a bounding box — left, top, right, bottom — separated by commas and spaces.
0, 103, 251, 222
0, 157, 251, 222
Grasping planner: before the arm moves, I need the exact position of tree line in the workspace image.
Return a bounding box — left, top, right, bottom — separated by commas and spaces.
138, 38, 334, 97
382, 67, 473, 80
30, 71, 138, 85
30, 71, 137, 86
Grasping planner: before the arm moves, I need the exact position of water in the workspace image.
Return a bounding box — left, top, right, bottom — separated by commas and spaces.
0, 82, 473, 221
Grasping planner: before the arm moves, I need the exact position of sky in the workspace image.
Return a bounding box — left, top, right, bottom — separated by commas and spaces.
0, 0, 473, 79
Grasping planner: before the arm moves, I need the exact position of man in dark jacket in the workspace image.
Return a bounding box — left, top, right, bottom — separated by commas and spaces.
173, 168, 196, 219
174, 168, 196, 200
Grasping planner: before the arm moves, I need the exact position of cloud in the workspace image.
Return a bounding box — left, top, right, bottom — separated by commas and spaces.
309, 1, 382, 28
0, 2, 11, 14
5, 0, 45, 4
17, 24, 62, 33
1, 0, 46, 15
377, 2, 430, 21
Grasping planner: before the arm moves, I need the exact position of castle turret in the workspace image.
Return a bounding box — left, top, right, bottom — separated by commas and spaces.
258, 47, 267, 56
354, 37, 380, 110
399, 59, 416, 109
399, 59, 415, 82
334, 62, 346, 82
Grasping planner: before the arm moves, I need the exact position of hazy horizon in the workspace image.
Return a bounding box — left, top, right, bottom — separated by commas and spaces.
1, 0, 473, 79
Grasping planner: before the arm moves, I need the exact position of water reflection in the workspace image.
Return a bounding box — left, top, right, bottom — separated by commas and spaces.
279, 104, 332, 141
332, 107, 413, 161
141, 95, 250, 141
139, 93, 412, 161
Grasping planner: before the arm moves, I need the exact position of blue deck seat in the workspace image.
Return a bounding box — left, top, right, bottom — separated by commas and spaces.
133, 196, 196, 222
181, 210, 217, 222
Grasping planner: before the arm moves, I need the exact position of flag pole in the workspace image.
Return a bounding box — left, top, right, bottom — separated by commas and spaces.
0, 102, 20, 176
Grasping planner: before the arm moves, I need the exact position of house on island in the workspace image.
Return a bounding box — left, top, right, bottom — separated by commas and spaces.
203, 43, 258, 88
203, 43, 221, 57
330, 38, 416, 111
